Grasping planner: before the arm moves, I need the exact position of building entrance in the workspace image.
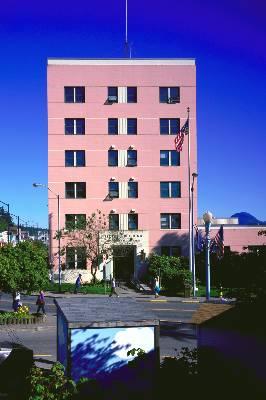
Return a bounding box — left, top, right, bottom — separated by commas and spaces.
113, 245, 135, 282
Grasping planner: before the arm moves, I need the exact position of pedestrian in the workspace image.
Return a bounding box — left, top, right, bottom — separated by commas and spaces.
36, 290, 46, 314
109, 277, 119, 297
12, 291, 21, 311
154, 276, 160, 298
74, 273, 83, 294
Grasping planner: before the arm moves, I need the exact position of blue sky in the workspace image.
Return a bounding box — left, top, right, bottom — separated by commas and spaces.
0, 0, 265, 228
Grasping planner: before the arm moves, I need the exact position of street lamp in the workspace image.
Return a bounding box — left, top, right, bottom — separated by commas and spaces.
191, 173, 198, 297
33, 183, 61, 290
203, 211, 213, 301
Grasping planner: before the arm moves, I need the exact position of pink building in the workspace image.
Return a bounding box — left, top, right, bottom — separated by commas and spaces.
47, 59, 197, 282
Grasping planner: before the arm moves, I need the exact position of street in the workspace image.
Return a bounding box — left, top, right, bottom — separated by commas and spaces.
0, 293, 200, 367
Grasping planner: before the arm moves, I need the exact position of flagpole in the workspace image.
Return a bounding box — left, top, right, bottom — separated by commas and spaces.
187, 107, 192, 278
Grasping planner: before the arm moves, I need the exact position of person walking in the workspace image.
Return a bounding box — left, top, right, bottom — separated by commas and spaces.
36, 290, 46, 314
154, 276, 160, 298
109, 277, 119, 297
12, 291, 21, 311
74, 274, 83, 294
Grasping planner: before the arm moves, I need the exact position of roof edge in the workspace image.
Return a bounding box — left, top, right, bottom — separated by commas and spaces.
47, 58, 196, 66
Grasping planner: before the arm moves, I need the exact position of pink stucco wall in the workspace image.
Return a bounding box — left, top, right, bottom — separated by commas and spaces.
206, 226, 266, 253
47, 59, 197, 269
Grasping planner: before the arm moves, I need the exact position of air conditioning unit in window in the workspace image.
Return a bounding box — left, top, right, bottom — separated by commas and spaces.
167, 97, 179, 104
108, 96, 118, 103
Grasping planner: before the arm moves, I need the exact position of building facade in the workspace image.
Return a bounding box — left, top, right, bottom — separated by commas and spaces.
47, 58, 197, 282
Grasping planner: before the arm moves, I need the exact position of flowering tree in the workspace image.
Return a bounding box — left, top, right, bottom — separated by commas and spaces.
61, 210, 133, 283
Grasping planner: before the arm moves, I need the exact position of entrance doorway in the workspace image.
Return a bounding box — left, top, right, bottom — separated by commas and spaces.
113, 245, 135, 282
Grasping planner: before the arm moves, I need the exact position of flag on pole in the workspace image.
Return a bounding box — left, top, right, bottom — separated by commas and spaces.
194, 224, 204, 252
211, 225, 224, 258
174, 118, 189, 152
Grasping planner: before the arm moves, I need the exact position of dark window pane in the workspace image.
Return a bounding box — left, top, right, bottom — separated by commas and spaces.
171, 150, 180, 166
161, 246, 170, 256
108, 119, 118, 135
76, 215, 86, 229
65, 183, 75, 198
160, 214, 170, 229
171, 214, 181, 229
75, 87, 85, 103
160, 150, 169, 166
66, 247, 75, 268
76, 151, 85, 167
170, 87, 180, 102
108, 150, 118, 166
159, 88, 168, 103
76, 247, 86, 269
160, 182, 170, 198
109, 214, 119, 230
76, 119, 85, 134
108, 87, 118, 102
127, 87, 137, 103
128, 182, 138, 198
65, 214, 75, 230
128, 214, 138, 230
76, 183, 86, 198
127, 118, 137, 135
64, 87, 74, 103
127, 150, 137, 166
171, 182, 181, 198
65, 119, 74, 134
170, 119, 180, 134
172, 247, 181, 257
160, 119, 169, 134
109, 182, 119, 198
65, 151, 74, 167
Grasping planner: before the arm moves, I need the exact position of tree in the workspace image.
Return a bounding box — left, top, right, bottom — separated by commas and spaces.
60, 210, 134, 283
0, 206, 13, 232
0, 240, 49, 293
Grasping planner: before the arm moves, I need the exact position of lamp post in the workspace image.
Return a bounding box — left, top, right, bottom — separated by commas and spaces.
191, 173, 198, 297
33, 183, 61, 291
203, 211, 213, 301
0, 200, 10, 244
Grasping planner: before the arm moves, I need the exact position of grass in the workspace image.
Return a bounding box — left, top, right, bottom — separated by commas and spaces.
44, 282, 109, 295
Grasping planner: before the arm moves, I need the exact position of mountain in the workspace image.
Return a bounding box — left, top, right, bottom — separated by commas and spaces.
231, 212, 266, 226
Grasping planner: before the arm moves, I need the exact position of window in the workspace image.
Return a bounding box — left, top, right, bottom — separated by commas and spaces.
65, 118, 85, 135
161, 246, 181, 257
65, 214, 86, 230
108, 150, 118, 166
108, 182, 119, 198
128, 182, 138, 198
65, 182, 86, 199
127, 87, 137, 103
160, 118, 180, 135
159, 87, 180, 103
108, 118, 118, 135
127, 150, 137, 167
64, 87, 85, 103
160, 182, 181, 198
128, 214, 138, 230
160, 150, 180, 166
66, 247, 86, 269
109, 214, 119, 230
127, 118, 137, 135
65, 150, 85, 167
160, 213, 181, 229
108, 87, 118, 103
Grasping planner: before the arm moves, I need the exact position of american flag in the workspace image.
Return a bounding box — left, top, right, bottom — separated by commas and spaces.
194, 224, 204, 252
211, 225, 224, 259
174, 118, 189, 152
